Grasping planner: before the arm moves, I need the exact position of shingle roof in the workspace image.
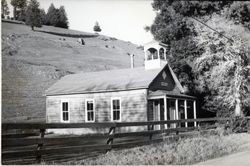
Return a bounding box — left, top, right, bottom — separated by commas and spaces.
46, 67, 163, 95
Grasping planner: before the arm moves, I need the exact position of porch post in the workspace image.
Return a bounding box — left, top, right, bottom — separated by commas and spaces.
184, 100, 188, 127
175, 99, 178, 128
164, 96, 167, 129
193, 100, 197, 127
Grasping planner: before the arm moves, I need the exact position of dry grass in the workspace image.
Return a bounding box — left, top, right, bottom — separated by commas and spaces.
66, 132, 250, 165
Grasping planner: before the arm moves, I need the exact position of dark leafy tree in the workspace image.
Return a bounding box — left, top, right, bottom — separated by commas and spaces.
149, 0, 249, 117
10, 0, 27, 20
193, 16, 250, 116
225, 2, 250, 30
1, 0, 10, 18
25, 0, 42, 30
93, 21, 102, 33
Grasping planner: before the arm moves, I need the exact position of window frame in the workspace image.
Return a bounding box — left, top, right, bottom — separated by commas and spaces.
85, 99, 95, 122
61, 100, 70, 123
111, 97, 122, 122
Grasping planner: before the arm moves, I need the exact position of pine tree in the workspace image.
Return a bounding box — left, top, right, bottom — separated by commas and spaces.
1, 0, 10, 19
55, 6, 69, 29
45, 3, 56, 25
25, 0, 42, 30
40, 9, 46, 25
93, 21, 102, 33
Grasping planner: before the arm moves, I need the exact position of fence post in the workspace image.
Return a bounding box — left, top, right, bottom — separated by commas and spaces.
36, 128, 45, 164
149, 124, 154, 140
106, 125, 116, 152
197, 121, 200, 131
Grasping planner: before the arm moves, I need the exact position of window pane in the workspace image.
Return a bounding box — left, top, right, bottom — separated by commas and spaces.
117, 111, 120, 120
113, 111, 116, 120
86, 100, 94, 121
62, 102, 68, 111
113, 100, 117, 109
87, 111, 94, 121
112, 99, 121, 121
87, 101, 93, 111
113, 110, 120, 121
90, 112, 94, 121
63, 112, 68, 121
113, 100, 120, 109
63, 113, 65, 120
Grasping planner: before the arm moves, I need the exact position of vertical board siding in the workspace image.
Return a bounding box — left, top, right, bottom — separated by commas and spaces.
46, 89, 148, 134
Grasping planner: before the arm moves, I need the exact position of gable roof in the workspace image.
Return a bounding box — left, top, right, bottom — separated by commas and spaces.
46, 64, 184, 96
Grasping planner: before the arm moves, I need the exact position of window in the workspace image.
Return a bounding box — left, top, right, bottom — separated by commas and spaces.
111, 98, 121, 121
146, 50, 152, 60
62, 101, 69, 122
159, 48, 165, 60
147, 48, 158, 60
85, 99, 95, 122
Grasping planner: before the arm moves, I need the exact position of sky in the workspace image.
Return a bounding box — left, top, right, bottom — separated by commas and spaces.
7, 0, 156, 45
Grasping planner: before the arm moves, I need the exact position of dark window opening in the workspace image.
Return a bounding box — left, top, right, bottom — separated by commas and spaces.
112, 99, 121, 121
62, 102, 69, 122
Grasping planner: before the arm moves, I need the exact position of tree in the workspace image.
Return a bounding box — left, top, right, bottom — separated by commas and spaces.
193, 16, 250, 117
149, 1, 199, 94
45, 3, 56, 25
40, 8, 46, 25
225, 2, 250, 30
55, 6, 69, 28
1, 0, 10, 19
10, 0, 27, 20
25, 0, 42, 30
149, 0, 249, 117
93, 21, 102, 33
45, 4, 69, 28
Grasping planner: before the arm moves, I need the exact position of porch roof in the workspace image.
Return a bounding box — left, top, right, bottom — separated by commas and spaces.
148, 90, 196, 100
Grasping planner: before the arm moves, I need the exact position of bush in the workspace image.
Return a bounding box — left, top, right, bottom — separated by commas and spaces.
228, 116, 250, 133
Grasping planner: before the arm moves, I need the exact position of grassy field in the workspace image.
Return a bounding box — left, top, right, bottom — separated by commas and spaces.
2, 21, 144, 122
64, 131, 250, 165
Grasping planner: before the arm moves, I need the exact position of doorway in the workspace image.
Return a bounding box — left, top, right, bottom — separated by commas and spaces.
167, 99, 177, 128
151, 99, 165, 130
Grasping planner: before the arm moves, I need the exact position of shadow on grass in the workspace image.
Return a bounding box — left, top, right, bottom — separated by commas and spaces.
34, 29, 98, 38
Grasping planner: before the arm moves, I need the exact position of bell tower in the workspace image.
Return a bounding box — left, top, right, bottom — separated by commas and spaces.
144, 40, 170, 70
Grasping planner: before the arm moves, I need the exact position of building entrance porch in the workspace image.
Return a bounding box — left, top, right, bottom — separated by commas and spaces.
148, 96, 197, 130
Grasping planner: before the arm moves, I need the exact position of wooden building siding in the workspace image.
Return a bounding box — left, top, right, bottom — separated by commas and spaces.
46, 89, 148, 134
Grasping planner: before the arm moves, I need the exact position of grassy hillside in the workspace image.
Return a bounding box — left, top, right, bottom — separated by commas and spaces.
2, 21, 144, 122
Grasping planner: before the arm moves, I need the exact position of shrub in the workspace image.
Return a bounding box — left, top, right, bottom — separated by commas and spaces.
228, 116, 250, 133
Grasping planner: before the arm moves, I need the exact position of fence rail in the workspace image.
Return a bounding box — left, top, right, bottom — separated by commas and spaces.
2, 117, 243, 164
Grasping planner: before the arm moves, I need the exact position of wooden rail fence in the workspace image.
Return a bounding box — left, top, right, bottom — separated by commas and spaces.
1, 117, 236, 164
